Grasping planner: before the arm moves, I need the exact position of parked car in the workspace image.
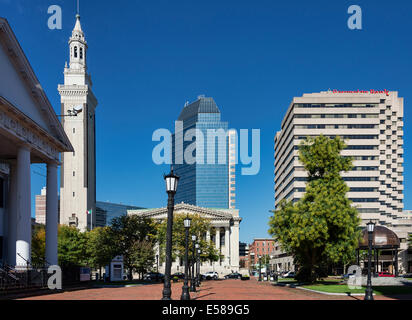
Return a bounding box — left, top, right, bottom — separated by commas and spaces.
401, 273, 412, 278
283, 271, 295, 279
202, 271, 219, 280
171, 272, 185, 279
342, 273, 356, 280
378, 272, 395, 278
241, 274, 250, 281
224, 272, 242, 279
143, 272, 165, 282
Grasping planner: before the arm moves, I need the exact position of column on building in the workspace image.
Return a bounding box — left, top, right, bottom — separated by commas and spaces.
206, 229, 211, 243
225, 226, 230, 266
7, 163, 17, 266
215, 228, 220, 251
230, 220, 240, 270
15, 146, 31, 267
215, 228, 221, 267
45, 163, 58, 266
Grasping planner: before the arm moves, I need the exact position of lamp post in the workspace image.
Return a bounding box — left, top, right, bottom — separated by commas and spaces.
250, 252, 255, 276
197, 248, 201, 286
365, 220, 375, 301
190, 235, 197, 292
258, 255, 262, 282
195, 243, 200, 287
181, 216, 191, 300
161, 169, 179, 300
156, 254, 159, 273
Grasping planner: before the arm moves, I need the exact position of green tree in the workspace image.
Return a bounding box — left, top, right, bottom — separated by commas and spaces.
131, 239, 156, 277
32, 224, 46, 266
86, 227, 116, 277
58, 225, 89, 268
269, 135, 361, 283
109, 215, 157, 280
157, 214, 220, 266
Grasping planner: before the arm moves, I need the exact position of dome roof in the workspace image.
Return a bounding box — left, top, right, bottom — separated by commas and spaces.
359, 226, 400, 249
178, 97, 221, 121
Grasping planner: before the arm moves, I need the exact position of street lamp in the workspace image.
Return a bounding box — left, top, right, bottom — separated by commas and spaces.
365, 220, 375, 301
197, 248, 202, 286
181, 216, 191, 300
195, 243, 200, 287
156, 254, 159, 273
161, 169, 179, 300
250, 252, 255, 276
190, 235, 197, 292
258, 255, 262, 282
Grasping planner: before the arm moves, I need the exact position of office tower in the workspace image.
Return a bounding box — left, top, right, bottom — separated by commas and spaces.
173, 96, 229, 208
275, 91, 412, 271
35, 187, 47, 225
275, 90, 404, 224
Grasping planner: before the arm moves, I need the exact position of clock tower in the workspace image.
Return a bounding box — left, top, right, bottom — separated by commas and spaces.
58, 14, 97, 231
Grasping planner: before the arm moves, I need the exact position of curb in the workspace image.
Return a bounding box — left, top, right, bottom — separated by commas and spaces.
296, 286, 371, 296
273, 282, 301, 288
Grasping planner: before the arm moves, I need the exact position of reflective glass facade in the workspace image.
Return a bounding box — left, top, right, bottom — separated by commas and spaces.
96, 201, 144, 226
173, 97, 229, 208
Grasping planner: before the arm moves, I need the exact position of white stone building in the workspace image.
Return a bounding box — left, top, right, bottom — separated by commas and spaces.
128, 203, 241, 276
0, 17, 73, 266
59, 14, 98, 232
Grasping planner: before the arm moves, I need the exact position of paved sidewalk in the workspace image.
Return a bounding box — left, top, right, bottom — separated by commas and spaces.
20, 278, 410, 300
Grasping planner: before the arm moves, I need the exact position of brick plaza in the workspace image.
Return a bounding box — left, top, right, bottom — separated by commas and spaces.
20, 278, 411, 301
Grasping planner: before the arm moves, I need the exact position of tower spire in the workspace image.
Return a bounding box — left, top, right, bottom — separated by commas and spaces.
68, 10, 87, 70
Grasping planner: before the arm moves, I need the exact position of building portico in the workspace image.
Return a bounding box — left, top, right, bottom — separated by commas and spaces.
0, 18, 73, 267
128, 203, 242, 276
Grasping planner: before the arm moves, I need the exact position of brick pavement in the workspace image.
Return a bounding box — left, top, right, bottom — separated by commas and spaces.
20, 278, 410, 300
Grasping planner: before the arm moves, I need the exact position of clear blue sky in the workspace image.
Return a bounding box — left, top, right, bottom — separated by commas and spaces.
1, 0, 412, 244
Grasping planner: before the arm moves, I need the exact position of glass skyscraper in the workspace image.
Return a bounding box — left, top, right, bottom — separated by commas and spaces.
172, 96, 229, 208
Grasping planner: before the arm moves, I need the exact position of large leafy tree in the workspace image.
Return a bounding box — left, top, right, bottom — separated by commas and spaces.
86, 227, 116, 276
32, 224, 46, 266
109, 215, 157, 280
157, 214, 220, 266
269, 135, 361, 283
58, 225, 89, 268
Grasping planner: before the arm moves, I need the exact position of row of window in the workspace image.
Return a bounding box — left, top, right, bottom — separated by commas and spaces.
296, 135, 378, 140
292, 187, 378, 193
295, 124, 376, 129
294, 114, 379, 119
295, 103, 377, 108
294, 177, 379, 182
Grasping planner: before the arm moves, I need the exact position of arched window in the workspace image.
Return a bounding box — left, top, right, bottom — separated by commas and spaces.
74, 46, 78, 58
80, 47, 83, 59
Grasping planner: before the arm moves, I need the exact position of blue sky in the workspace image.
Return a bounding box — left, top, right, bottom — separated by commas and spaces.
1, 0, 412, 243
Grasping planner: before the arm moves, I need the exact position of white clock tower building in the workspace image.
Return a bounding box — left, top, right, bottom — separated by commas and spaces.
58, 14, 97, 231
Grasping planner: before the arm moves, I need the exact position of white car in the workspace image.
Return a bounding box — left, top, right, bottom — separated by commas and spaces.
202, 271, 219, 280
